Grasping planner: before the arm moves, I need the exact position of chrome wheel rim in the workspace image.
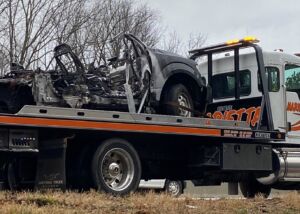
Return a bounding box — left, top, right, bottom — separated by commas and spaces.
177, 93, 192, 117
101, 148, 134, 191
167, 181, 180, 196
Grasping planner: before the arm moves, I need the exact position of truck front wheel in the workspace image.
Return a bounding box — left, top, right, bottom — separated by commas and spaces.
239, 179, 271, 198
91, 138, 141, 195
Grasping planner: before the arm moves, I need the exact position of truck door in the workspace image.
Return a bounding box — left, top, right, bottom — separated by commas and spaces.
206, 63, 283, 130
263, 66, 285, 132
206, 68, 262, 128
189, 37, 275, 130
285, 64, 300, 138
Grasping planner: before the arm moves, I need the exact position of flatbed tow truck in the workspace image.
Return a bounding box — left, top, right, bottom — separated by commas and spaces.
0, 38, 298, 198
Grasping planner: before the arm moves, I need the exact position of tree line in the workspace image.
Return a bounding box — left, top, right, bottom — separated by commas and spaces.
0, 0, 205, 74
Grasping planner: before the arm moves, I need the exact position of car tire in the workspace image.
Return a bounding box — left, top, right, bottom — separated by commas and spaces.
239, 179, 271, 198
165, 180, 183, 197
162, 84, 194, 117
91, 138, 141, 195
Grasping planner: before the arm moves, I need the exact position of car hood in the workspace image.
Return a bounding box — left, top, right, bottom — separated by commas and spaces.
149, 48, 198, 70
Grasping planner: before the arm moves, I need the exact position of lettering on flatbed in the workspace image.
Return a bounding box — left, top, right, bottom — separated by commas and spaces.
223, 130, 252, 138
255, 132, 271, 139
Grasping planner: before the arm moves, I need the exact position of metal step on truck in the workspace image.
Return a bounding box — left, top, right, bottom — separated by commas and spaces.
0, 36, 298, 198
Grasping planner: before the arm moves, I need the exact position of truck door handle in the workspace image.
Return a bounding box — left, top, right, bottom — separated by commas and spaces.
234, 145, 241, 153
256, 146, 262, 155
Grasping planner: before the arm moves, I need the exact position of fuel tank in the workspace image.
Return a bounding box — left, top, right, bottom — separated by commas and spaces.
258, 148, 300, 185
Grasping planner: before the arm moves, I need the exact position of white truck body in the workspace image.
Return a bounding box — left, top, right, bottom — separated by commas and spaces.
198, 51, 300, 144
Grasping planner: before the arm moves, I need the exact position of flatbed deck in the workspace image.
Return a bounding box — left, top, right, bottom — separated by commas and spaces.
0, 105, 282, 142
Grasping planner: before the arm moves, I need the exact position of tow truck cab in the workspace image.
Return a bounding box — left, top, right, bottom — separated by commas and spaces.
197, 42, 300, 142
190, 37, 300, 196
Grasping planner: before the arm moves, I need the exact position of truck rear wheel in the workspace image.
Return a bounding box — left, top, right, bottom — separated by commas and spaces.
239, 179, 271, 198
162, 84, 194, 117
91, 138, 141, 195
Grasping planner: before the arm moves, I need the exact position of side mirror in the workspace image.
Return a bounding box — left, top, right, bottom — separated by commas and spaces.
287, 122, 292, 132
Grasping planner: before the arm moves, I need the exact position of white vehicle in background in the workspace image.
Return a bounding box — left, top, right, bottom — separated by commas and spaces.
139, 179, 185, 197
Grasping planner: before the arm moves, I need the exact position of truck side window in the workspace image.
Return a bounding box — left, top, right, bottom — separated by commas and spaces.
212, 70, 251, 99
258, 67, 280, 92
285, 64, 300, 97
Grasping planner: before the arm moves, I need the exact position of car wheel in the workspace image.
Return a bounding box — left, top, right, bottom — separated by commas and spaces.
91, 138, 141, 195
162, 84, 194, 117
165, 180, 183, 197
239, 179, 271, 198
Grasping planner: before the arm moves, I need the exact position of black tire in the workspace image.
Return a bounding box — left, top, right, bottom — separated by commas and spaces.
7, 162, 19, 191
162, 84, 194, 117
165, 180, 184, 197
239, 179, 271, 198
91, 138, 141, 195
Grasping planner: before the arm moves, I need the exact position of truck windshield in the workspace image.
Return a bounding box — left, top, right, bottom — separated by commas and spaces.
212, 70, 251, 99
285, 64, 300, 96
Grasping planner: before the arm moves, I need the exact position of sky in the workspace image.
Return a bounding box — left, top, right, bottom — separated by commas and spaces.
141, 0, 300, 54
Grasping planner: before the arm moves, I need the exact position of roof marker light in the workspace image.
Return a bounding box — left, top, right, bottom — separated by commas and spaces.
226, 39, 239, 45
226, 36, 259, 45
242, 36, 259, 43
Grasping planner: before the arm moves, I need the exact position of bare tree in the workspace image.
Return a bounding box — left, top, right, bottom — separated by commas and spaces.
160, 31, 206, 56
187, 33, 206, 51
63, 0, 162, 67
160, 30, 183, 54
0, 49, 9, 74
0, 0, 162, 73
0, 0, 67, 69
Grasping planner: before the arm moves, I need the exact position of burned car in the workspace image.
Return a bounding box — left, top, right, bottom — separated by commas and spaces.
0, 34, 207, 116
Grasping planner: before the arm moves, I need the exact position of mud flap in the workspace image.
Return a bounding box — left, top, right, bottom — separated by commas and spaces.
35, 138, 66, 190
0, 163, 6, 190
228, 182, 239, 195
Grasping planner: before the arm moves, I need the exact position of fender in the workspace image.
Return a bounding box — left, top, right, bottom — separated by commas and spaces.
151, 62, 205, 102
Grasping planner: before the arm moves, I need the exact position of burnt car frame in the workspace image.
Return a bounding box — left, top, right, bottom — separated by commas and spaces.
0, 33, 207, 116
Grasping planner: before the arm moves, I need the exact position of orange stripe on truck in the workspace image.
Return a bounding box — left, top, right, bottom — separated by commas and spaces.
0, 115, 221, 136
292, 126, 300, 131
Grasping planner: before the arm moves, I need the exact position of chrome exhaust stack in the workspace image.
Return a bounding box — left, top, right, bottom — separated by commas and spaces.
257, 148, 300, 185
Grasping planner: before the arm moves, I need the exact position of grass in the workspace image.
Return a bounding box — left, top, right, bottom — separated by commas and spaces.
0, 191, 299, 213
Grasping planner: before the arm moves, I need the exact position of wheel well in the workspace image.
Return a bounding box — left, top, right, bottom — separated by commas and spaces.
160, 73, 206, 112
66, 139, 98, 190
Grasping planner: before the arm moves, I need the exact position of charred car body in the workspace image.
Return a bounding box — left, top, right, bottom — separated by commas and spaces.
0, 34, 206, 116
